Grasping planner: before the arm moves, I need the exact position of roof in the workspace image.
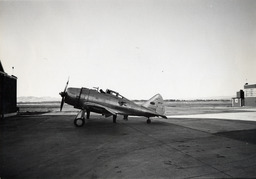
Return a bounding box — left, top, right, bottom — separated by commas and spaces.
0, 60, 17, 79
0, 60, 4, 72
244, 83, 256, 89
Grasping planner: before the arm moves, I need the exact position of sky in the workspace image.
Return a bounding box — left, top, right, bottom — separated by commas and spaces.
0, 0, 256, 100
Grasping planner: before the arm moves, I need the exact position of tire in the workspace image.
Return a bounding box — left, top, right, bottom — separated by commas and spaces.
74, 118, 85, 127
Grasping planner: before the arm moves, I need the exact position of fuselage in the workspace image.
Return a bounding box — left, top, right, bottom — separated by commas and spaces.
64, 87, 158, 117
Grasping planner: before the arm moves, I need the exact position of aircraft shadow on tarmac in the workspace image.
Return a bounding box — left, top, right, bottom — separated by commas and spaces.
216, 129, 256, 145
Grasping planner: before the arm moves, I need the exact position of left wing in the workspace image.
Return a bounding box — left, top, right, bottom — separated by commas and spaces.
83, 101, 122, 116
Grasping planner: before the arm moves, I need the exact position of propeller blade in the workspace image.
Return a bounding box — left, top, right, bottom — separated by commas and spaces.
64, 78, 69, 93
59, 78, 69, 111
60, 97, 65, 111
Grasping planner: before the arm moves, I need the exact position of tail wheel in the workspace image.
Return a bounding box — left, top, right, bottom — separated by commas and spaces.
74, 118, 85, 127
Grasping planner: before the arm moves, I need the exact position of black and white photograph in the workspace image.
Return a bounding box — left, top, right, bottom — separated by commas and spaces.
1, 0, 256, 178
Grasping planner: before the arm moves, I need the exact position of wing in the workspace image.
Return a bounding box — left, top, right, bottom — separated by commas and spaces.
82, 102, 122, 116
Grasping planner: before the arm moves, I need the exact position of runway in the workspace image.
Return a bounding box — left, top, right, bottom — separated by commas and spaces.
1, 111, 256, 178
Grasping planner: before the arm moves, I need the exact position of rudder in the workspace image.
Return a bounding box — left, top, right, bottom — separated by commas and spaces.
142, 94, 165, 116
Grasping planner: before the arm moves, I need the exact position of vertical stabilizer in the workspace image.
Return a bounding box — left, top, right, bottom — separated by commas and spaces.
142, 94, 165, 115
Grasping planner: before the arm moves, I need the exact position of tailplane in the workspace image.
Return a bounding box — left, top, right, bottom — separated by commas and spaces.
142, 94, 165, 116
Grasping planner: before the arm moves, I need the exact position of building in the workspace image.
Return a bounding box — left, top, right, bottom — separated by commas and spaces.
232, 90, 244, 107
232, 83, 256, 107
244, 83, 256, 106
0, 61, 18, 118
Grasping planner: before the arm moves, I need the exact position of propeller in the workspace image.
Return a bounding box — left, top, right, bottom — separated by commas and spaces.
59, 79, 69, 111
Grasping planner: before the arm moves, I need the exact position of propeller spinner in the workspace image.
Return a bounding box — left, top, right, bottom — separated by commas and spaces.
59, 79, 69, 111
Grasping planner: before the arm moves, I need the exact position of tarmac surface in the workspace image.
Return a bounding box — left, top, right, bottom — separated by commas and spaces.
1, 110, 256, 178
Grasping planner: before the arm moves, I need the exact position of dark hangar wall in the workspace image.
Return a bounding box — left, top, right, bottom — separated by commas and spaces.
0, 61, 18, 118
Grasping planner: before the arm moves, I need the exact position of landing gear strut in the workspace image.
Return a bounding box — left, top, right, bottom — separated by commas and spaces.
147, 118, 151, 124
123, 115, 128, 121
86, 111, 90, 119
113, 115, 117, 123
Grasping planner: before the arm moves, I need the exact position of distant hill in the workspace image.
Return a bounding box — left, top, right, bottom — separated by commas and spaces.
18, 96, 59, 103
165, 96, 232, 101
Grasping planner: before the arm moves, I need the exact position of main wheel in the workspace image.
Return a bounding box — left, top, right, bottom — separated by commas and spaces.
74, 118, 85, 127
147, 119, 151, 124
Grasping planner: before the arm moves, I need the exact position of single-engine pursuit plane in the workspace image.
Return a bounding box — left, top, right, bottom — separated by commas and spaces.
59, 80, 167, 127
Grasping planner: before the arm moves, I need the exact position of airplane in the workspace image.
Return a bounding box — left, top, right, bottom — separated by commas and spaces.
59, 80, 167, 127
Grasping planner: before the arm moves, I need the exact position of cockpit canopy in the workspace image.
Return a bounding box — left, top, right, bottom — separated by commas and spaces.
96, 87, 126, 99
105, 89, 125, 99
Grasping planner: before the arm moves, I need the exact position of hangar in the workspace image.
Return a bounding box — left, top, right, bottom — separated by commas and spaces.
0, 60, 18, 119
232, 83, 256, 107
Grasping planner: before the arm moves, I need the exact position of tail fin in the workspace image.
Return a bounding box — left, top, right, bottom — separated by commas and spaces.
142, 94, 165, 116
